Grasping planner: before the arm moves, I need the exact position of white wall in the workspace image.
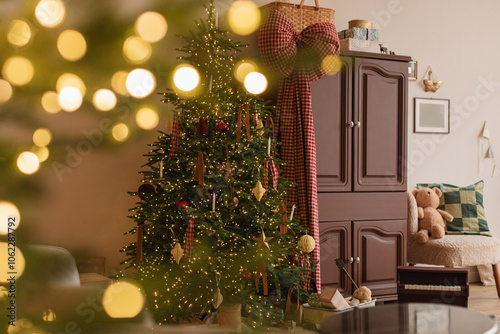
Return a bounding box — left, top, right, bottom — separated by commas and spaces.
247, 0, 500, 239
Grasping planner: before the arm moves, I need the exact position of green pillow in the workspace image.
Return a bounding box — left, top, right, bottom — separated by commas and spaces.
416, 180, 491, 236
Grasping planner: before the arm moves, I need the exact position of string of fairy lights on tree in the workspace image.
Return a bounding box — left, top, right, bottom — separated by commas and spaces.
121, 1, 316, 328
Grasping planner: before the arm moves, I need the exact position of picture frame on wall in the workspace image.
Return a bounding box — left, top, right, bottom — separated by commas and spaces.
414, 98, 450, 134
408, 60, 417, 80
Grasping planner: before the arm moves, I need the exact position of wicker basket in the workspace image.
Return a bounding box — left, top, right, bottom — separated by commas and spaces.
260, 0, 335, 34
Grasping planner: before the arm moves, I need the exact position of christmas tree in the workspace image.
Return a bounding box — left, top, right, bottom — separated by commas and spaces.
122, 3, 313, 328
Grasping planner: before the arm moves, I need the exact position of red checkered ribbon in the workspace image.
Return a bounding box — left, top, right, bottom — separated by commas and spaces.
184, 216, 194, 258
259, 9, 340, 293
263, 157, 278, 193
168, 111, 181, 162
298, 252, 312, 291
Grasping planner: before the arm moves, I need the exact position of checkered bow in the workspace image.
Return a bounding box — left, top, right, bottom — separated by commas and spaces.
258, 9, 340, 292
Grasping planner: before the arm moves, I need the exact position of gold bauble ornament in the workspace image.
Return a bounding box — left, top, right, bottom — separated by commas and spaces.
298, 235, 315, 253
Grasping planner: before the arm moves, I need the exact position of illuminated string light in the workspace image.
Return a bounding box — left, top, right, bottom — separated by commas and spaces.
57, 30, 87, 61
102, 280, 145, 318
2, 56, 34, 86
321, 54, 342, 75
228, 1, 261, 35
32, 146, 50, 162
173, 65, 200, 92
244, 72, 268, 95
123, 36, 152, 64
0, 243, 25, 282
7, 20, 32, 47
41, 91, 61, 114
17, 151, 40, 174
56, 73, 86, 96
234, 60, 257, 83
35, 0, 66, 28
33, 128, 52, 147
112, 123, 129, 142
92, 89, 117, 111
135, 106, 159, 130
0, 79, 13, 103
126, 69, 156, 98
111, 71, 129, 96
0, 202, 20, 235
58, 86, 83, 112
135, 12, 167, 43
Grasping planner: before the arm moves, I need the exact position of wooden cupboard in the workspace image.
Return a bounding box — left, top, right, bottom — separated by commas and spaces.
312, 51, 411, 301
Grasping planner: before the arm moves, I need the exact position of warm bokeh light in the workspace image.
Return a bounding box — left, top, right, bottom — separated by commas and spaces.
17, 151, 40, 174
112, 123, 129, 142
2, 56, 34, 86
35, 0, 66, 28
58, 86, 83, 112
111, 71, 129, 96
321, 55, 342, 75
0, 79, 13, 103
33, 128, 52, 147
234, 60, 257, 82
92, 89, 117, 111
135, 106, 159, 130
7, 20, 32, 47
56, 73, 86, 96
32, 146, 50, 163
103, 280, 145, 318
57, 30, 87, 61
228, 1, 260, 35
42, 309, 56, 321
173, 65, 199, 92
135, 11, 168, 43
0, 202, 20, 235
126, 69, 156, 98
0, 243, 25, 282
244, 72, 268, 95
123, 36, 151, 64
41, 91, 61, 114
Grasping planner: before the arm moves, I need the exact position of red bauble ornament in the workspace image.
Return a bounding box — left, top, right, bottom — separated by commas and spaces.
241, 270, 252, 281
138, 183, 155, 200
196, 116, 208, 136
217, 121, 227, 132
176, 199, 188, 211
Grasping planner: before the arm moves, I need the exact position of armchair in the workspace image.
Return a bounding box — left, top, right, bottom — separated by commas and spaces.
407, 191, 500, 297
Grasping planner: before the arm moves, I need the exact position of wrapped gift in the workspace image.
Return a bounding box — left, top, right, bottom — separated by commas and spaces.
307, 293, 323, 308
339, 28, 379, 41
319, 287, 349, 310
340, 38, 385, 53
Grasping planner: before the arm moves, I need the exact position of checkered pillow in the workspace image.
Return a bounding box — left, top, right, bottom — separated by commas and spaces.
416, 181, 491, 236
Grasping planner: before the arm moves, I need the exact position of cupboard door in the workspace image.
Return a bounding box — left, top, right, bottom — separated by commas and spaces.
352, 58, 407, 192
319, 221, 351, 294
352, 220, 406, 300
312, 57, 352, 192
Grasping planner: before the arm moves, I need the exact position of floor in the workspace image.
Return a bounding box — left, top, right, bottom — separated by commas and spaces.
469, 283, 500, 315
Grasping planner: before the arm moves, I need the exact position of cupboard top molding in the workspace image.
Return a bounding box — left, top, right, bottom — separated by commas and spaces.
340, 50, 412, 62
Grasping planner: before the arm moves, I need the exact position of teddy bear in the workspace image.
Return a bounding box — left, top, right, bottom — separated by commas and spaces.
412, 187, 454, 244
353, 286, 372, 303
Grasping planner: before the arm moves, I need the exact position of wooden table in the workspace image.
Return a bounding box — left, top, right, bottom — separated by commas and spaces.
320, 303, 497, 334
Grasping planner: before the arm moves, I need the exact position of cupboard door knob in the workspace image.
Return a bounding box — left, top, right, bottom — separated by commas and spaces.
349, 121, 354, 128
356, 257, 360, 263
356, 121, 361, 128
349, 257, 354, 264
